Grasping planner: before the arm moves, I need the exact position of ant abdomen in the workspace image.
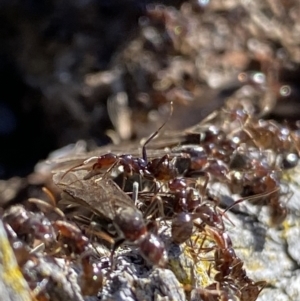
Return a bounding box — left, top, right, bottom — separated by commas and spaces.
171, 212, 193, 244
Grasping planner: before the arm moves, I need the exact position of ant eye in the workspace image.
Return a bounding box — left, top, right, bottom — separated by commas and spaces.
197, 0, 210, 7
252, 72, 265, 85
238, 72, 248, 82
279, 85, 291, 97
281, 153, 298, 169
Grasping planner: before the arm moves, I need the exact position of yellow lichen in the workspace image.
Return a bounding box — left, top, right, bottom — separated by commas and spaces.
0, 234, 32, 301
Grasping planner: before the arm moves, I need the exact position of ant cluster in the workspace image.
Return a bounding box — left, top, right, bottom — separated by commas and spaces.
0, 189, 106, 300
2, 1, 300, 300
1, 97, 299, 300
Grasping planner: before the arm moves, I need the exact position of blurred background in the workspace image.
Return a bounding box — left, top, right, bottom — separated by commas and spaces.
1, 0, 300, 179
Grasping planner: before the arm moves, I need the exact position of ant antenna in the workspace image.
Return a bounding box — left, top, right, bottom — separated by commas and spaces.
142, 101, 174, 163
221, 186, 280, 216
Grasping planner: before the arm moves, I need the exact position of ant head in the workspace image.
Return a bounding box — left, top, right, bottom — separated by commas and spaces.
139, 232, 168, 267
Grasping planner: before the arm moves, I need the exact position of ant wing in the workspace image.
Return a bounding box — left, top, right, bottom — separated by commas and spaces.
53, 171, 136, 221
48, 145, 119, 173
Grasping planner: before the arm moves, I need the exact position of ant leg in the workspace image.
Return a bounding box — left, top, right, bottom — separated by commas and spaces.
30, 183, 64, 217
32, 278, 49, 299
143, 181, 166, 221
154, 179, 163, 193
42, 186, 57, 207
94, 159, 120, 182
28, 198, 65, 218
120, 172, 128, 191
59, 156, 102, 180
195, 171, 210, 197
110, 238, 125, 271
77, 216, 115, 246
60, 161, 87, 180
143, 194, 164, 220
146, 220, 159, 235
30, 243, 46, 254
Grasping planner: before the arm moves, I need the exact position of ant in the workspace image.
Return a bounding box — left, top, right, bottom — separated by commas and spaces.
78, 254, 104, 296
224, 103, 300, 170
227, 151, 288, 226
170, 128, 236, 184
21, 251, 102, 300
51, 219, 105, 296
141, 168, 228, 245
169, 104, 289, 228
161, 174, 225, 244
2, 205, 56, 249
60, 101, 175, 184
205, 227, 266, 301
2, 190, 105, 298
53, 170, 168, 267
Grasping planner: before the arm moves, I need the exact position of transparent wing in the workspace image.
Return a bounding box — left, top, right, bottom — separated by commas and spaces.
53, 171, 136, 220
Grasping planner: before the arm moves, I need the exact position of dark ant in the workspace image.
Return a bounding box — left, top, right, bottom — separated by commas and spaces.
2, 188, 106, 298
166, 175, 225, 244
225, 104, 300, 171
207, 103, 286, 154
199, 126, 238, 164
184, 101, 299, 176
53, 170, 167, 267
53, 220, 90, 255
65, 145, 186, 187
21, 251, 102, 301
52, 101, 179, 266
180, 239, 244, 301
50, 218, 105, 296
78, 254, 104, 296
206, 227, 266, 301
171, 145, 209, 171
176, 125, 238, 166
186, 225, 265, 301
171, 132, 234, 183
3, 222, 31, 267
2, 205, 56, 248
137, 172, 226, 245
60, 101, 175, 183
170, 105, 289, 228
50, 219, 106, 297
215, 111, 291, 216
227, 152, 288, 226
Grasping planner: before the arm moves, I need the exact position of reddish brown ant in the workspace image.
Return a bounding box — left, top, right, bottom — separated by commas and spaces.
224, 103, 300, 171
2, 205, 56, 248
170, 130, 234, 184
52, 220, 90, 255
165, 175, 226, 244
2, 183, 107, 298
59, 101, 175, 183
226, 151, 288, 226
78, 254, 103, 296
53, 170, 167, 267
139, 172, 226, 245
53, 221, 105, 296
51, 219, 105, 296
205, 227, 266, 301
2, 206, 105, 299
